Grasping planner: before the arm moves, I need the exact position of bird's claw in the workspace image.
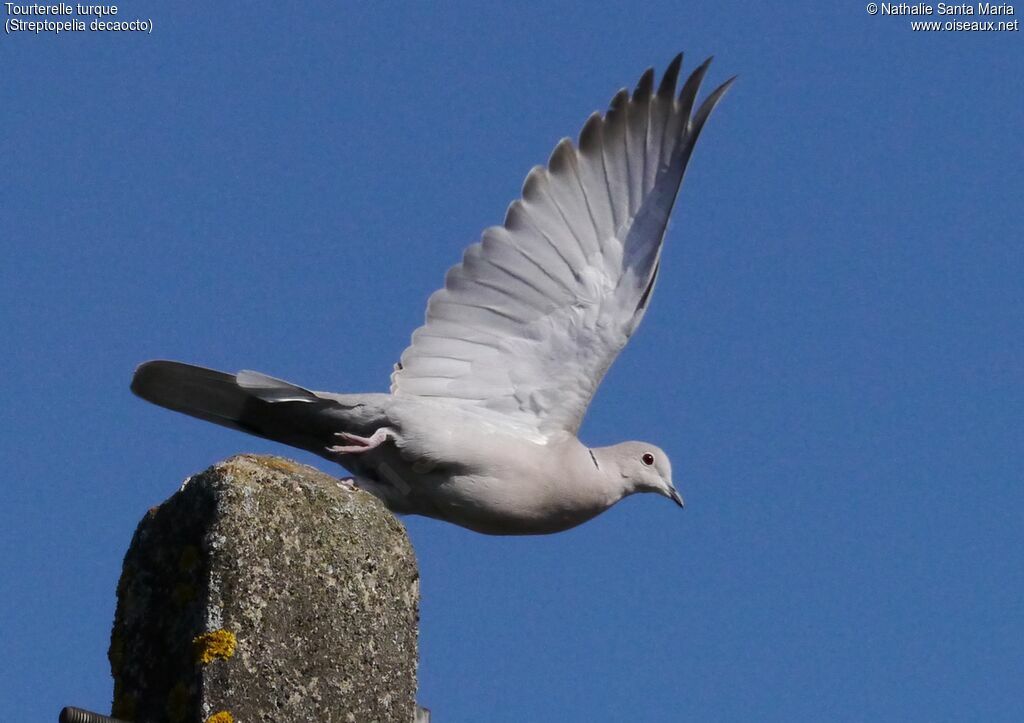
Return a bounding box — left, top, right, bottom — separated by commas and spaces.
325, 429, 392, 456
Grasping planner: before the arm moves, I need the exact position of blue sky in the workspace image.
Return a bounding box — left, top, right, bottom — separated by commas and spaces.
2, 2, 1022, 721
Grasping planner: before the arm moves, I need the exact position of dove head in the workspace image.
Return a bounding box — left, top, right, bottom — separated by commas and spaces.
605, 441, 683, 508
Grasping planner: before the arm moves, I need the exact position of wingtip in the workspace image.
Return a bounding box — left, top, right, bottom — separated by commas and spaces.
693, 55, 715, 78
676, 55, 716, 118
633, 67, 655, 100
578, 111, 603, 152
522, 164, 547, 200
547, 137, 576, 175
706, 74, 738, 105
657, 52, 684, 97
703, 74, 738, 106
689, 73, 737, 138
609, 87, 630, 111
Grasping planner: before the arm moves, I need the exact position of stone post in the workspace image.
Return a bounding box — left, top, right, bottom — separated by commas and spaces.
108, 455, 420, 722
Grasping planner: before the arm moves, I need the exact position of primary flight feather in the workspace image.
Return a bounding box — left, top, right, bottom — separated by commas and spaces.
132, 54, 733, 535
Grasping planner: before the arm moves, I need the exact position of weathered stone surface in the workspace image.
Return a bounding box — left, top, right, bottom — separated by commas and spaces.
109, 455, 420, 722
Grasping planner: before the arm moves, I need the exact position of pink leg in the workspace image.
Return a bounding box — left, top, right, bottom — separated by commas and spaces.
326, 428, 394, 455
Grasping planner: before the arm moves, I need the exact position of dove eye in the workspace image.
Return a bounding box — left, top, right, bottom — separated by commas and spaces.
641, 453, 655, 466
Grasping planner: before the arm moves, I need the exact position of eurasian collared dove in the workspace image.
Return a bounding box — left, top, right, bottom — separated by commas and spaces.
132, 54, 733, 535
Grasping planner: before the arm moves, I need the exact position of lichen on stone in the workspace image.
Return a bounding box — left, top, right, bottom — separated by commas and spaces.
206, 712, 234, 723
193, 629, 237, 665
260, 456, 303, 474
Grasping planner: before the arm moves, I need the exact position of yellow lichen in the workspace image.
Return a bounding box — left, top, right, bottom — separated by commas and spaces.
193, 629, 237, 664
206, 712, 234, 723
261, 456, 302, 474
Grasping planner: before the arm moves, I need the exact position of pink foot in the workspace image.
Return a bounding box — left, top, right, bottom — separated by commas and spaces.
326, 428, 393, 455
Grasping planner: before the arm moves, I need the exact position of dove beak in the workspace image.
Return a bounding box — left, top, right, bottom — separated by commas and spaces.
668, 486, 685, 508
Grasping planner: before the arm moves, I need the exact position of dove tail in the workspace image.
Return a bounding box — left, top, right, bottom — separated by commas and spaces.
130, 360, 336, 453
133, 360, 293, 429
131, 360, 392, 457
132, 360, 236, 425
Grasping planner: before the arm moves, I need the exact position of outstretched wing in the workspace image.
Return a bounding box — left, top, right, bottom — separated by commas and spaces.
391, 55, 733, 438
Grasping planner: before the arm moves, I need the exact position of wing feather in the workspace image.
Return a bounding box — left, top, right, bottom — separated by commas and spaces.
601, 89, 632, 230
391, 56, 734, 436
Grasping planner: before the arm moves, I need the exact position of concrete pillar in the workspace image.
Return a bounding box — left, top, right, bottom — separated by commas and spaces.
108, 455, 420, 722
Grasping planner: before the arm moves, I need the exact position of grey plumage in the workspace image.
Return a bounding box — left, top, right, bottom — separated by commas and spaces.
132, 55, 732, 535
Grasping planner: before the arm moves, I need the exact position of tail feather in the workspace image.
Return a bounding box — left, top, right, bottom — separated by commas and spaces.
132, 359, 393, 458
236, 369, 319, 402
131, 360, 346, 455
131, 361, 258, 432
